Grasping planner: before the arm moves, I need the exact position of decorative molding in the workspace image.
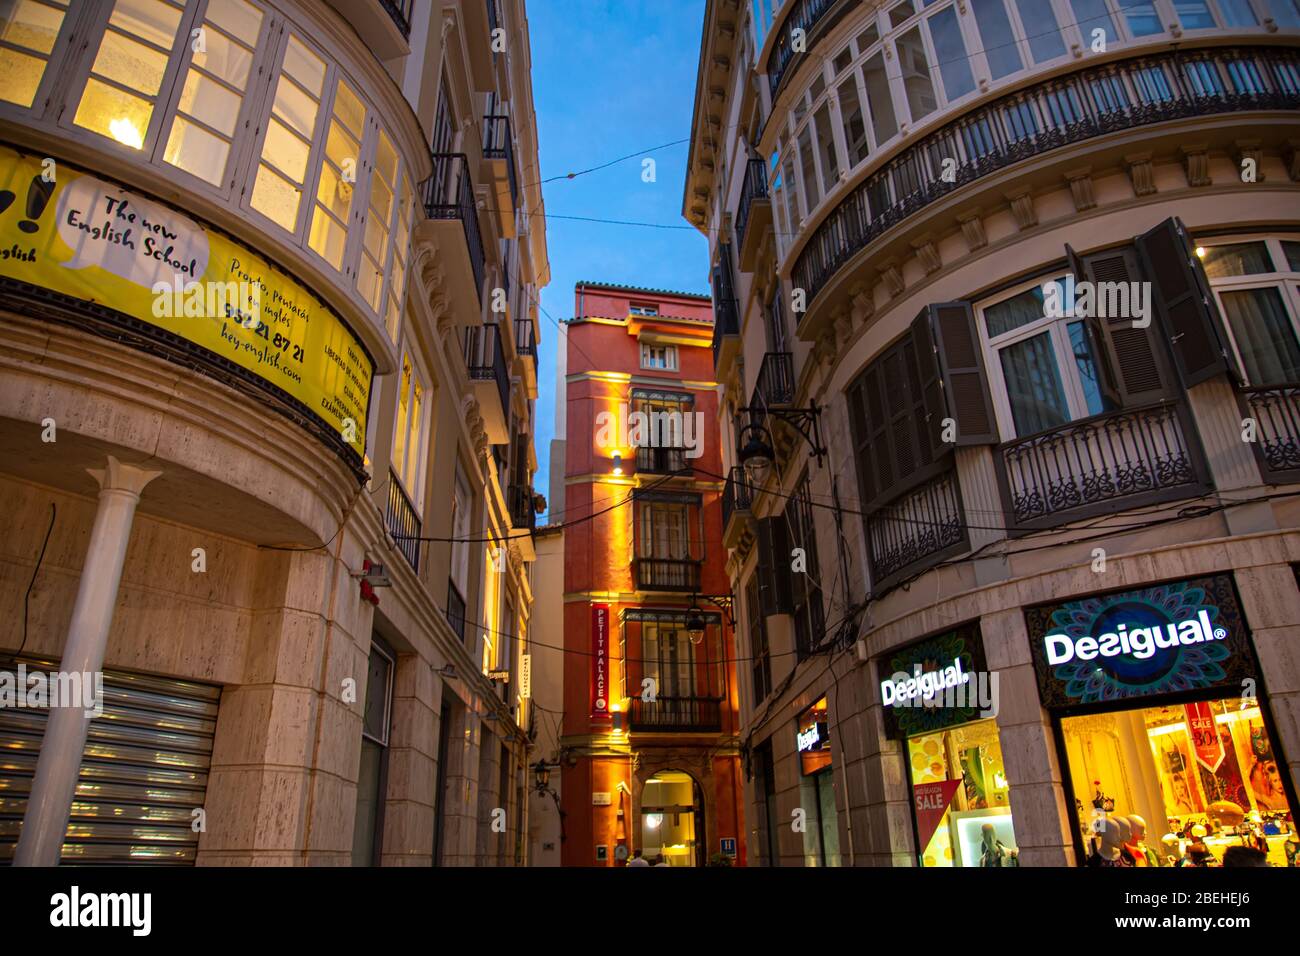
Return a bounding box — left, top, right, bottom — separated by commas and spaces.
1063, 167, 1096, 211
1285, 140, 1300, 182
880, 259, 905, 298
1181, 143, 1211, 187
911, 237, 942, 275
957, 212, 987, 251
1234, 139, 1264, 182
1124, 151, 1157, 197
1005, 189, 1037, 230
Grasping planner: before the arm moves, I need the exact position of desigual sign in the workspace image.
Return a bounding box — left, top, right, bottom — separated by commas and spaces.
1024, 575, 1257, 709
0, 146, 372, 457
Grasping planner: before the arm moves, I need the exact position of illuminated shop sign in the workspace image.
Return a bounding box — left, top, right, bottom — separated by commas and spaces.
0, 146, 373, 457
796, 698, 831, 775
1024, 575, 1257, 710
796, 721, 827, 753
590, 604, 610, 720
878, 622, 987, 740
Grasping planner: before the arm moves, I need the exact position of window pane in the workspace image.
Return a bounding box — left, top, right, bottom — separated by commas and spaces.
1217, 0, 1257, 23
797, 123, 819, 210
857, 23, 880, 51
985, 286, 1046, 338
91, 29, 170, 95
250, 165, 301, 229
324, 119, 360, 174
1000, 331, 1071, 436
314, 159, 351, 220
1173, 0, 1216, 27
927, 7, 975, 100
261, 117, 310, 181
1015, 0, 1067, 62
863, 51, 898, 143
838, 76, 869, 166
0, 46, 45, 107
309, 205, 348, 268
1220, 288, 1300, 385
972, 0, 1023, 80
163, 116, 229, 184
362, 647, 391, 740
272, 75, 320, 139
73, 78, 150, 148
1201, 241, 1274, 277
813, 101, 839, 188
176, 70, 241, 135
1069, 0, 1119, 47
889, 0, 917, 28
896, 26, 937, 121
109, 0, 181, 50
1266, 0, 1300, 27
1281, 241, 1300, 272
1, 0, 65, 55
282, 34, 325, 96
1117, 0, 1163, 35
1068, 321, 1117, 416
206, 0, 263, 47
333, 80, 366, 139
193, 27, 254, 87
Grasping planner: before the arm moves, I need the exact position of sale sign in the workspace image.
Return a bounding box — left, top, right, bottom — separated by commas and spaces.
913, 779, 962, 852
591, 604, 610, 720
1185, 701, 1225, 773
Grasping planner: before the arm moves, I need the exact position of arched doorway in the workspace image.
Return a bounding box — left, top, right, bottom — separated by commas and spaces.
640, 770, 703, 867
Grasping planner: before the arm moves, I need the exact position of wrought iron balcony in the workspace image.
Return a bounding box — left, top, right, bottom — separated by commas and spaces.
1240, 383, 1300, 483
515, 318, 535, 357
635, 446, 688, 475
867, 469, 968, 592
629, 696, 723, 733
736, 157, 769, 248
634, 557, 701, 593
464, 323, 510, 426
755, 351, 794, 407
722, 465, 753, 544
482, 114, 519, 210
996, 402, 1209, 531
379, 0, 413, 38
447, 581, 467, 642
423, 153, 485, 306
766, 0, 842, 98
507, 484, 537, 535
792, 46, 1300, 314
385, 470, 421, 571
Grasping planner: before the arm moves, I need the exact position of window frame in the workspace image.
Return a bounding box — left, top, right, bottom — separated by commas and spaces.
0, 0, 81, 119
639, 342, 678, 371
391, 340, 432, 511
1197, 234, 1300, 387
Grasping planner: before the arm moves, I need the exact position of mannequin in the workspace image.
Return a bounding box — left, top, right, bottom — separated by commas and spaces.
1088, 814, 1131, 867
1123, 815, 1160, 867
1183, 823, 1218, 867
978, 822, 1018, 867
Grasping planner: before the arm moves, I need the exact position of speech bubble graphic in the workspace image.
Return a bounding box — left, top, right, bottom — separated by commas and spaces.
57, 176, 209, 288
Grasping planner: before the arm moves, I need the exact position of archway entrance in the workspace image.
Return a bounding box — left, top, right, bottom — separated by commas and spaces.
640, 770, 703, 867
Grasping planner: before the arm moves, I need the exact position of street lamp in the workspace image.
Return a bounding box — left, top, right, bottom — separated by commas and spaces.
533, 760, 550, 793
686, 601, 706, 646
736, 400, 827, 486
737, 421, 775, 487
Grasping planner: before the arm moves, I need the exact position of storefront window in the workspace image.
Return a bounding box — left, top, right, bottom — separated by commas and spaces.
795, 697, 841, 867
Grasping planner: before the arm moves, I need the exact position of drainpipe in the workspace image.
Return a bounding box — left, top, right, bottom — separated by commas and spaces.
15, 456, 161, 866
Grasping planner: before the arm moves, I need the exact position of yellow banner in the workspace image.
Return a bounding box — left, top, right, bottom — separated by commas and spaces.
0, 146, 372, 456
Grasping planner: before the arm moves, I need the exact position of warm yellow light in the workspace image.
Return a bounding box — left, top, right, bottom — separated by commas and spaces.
610, 703, 621, 713
109, 117, 144, 149
1195, 246, 1206, 258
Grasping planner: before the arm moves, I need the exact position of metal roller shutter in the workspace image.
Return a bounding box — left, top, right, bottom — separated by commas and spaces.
0, 657, 221, 865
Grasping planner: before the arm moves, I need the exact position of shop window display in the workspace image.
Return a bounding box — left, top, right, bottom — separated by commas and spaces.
1063, 698, 1296, 866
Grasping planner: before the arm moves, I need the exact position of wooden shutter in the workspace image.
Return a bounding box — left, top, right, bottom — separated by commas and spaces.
1135, 216, 1242, 387
910, 308, 947, 458
920, 302, 999, 445
1066, 243, 1124, 410
756, 516, 793, 616
1082, 245, 1171, 406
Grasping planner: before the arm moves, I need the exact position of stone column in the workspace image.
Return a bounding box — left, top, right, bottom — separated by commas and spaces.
15, 456, 161, 866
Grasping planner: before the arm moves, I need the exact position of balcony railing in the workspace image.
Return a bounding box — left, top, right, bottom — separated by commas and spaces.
792, 46, 1300, 313
755, 352, 794, 407
465, 323, 510, 418
447, 580, 467, 641
1240, 383, 1300, 483
766, 0, 842, 98
634, 558, 701, 592
423, 153, 485, 305
722, 465, 753, 530
997, 402, 1209, 531
507, 484, 537, 534
736, 157, 769, 250
629, 696, 723, 733
636, 446, 688, 475
867, 469, 968, 591
379, 0, 413, 37
386, 471, 421, 571
482, 114, 519, 208
515, 318, 535, 357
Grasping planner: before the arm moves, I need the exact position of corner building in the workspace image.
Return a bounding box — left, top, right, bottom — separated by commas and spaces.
0, 0, 548, 866
547, 282, 747, 867
687, 0, 1300, 866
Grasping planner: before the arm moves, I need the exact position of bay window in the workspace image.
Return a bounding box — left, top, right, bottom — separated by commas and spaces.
391, 347, 429, 505
1217, 0, 1259, 24
1200, 237, 1300, 386
978, 277, 1118, 438
249, 33, 325, 231
1173, 0, 1217, 28
837, 74, 869, 168
1116, 0, 1163, 36
1014, 0, 1067, 62
895, 26, 936, 122
926, 5, 975, 102
971, 0, 1024, 80
307, 77, 364, 269
1069, 0, 1120, 46
0, 0, 71, 109
862, 51, 897, 144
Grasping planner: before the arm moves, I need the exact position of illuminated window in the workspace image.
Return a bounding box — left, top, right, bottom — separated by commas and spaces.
250, 33, 325, 231
392, 348, 428, 504
0, 0, 71, 108
359, 130, 414, 340
73, 0, 184, 150
308, 78, 365, 269
161, 0, 264, 185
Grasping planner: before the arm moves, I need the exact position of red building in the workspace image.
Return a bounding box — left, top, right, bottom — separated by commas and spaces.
554, 281, 745, 867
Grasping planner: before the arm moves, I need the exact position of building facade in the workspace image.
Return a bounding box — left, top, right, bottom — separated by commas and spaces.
539, 281, 747, 867
687, 0, 1300, 866
0, 0, 548, 866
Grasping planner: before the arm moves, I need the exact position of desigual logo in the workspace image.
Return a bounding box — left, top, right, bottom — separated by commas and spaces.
1045, 609, 1227, 666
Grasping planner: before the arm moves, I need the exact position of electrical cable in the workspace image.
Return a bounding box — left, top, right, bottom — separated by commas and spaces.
13, 502, 56, 658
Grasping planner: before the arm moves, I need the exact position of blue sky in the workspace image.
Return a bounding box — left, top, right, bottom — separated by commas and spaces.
527, 0, 710, 515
